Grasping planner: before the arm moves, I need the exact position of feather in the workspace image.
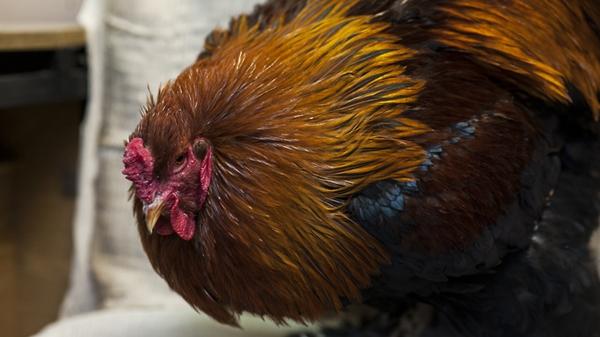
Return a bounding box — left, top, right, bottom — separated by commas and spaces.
123, 0, 600, 334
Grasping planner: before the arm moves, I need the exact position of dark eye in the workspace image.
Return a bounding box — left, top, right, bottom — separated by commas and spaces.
174, 153, 187, 167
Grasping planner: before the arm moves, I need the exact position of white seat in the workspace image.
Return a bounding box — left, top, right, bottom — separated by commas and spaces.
34, 305, 305, 337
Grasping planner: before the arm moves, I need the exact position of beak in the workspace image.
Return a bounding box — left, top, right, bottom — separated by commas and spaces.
144, 198, 166, 234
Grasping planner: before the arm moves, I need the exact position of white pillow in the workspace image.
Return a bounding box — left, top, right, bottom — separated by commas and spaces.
35, 306, 309, 337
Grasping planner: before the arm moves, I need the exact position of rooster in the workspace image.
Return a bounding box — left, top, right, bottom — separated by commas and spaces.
122, 1, 600, 336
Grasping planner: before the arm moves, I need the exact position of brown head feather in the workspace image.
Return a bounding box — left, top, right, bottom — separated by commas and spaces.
133, 0, 429, 325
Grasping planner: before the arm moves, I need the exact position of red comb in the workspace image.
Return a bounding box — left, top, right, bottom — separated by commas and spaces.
122, 138, 157, 203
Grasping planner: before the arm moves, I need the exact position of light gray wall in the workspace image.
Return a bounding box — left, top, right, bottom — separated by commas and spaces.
0, 0, 82, 24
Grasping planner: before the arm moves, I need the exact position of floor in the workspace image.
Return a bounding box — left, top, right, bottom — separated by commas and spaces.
0, 103, 80, 337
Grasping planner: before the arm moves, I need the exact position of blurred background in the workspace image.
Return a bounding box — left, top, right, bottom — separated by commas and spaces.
0, 1, 308, 336
0, 1, 85, 336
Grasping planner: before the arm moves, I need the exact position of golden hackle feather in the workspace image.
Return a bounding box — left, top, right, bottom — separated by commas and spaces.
432, 0, 600, 119
139, 0, 430, 324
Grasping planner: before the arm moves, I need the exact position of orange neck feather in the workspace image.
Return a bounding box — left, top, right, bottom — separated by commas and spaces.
433, 0, 600, 118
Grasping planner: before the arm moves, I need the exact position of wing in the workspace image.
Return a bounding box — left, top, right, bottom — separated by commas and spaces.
349, 52, 563, 297
349, 0, 600, 298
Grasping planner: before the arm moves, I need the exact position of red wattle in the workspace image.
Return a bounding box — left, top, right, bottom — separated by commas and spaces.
170, 196, 196, 241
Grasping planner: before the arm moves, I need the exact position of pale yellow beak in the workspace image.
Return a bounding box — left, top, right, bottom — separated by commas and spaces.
144, 198, 166, 234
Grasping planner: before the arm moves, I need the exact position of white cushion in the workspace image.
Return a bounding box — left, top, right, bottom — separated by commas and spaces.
34, 306, 309, 337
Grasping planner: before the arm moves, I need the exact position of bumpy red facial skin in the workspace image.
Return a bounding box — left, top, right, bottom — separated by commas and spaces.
122, 137, 212, 241
122, 138, 157, 204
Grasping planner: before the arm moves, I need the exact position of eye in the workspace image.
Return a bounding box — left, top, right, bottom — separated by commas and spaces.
174, 153, 187, 169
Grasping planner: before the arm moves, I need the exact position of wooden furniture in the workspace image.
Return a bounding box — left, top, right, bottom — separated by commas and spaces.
0, 23, 87, 337
0, 24, 87, 109
0, 24, 85, 51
